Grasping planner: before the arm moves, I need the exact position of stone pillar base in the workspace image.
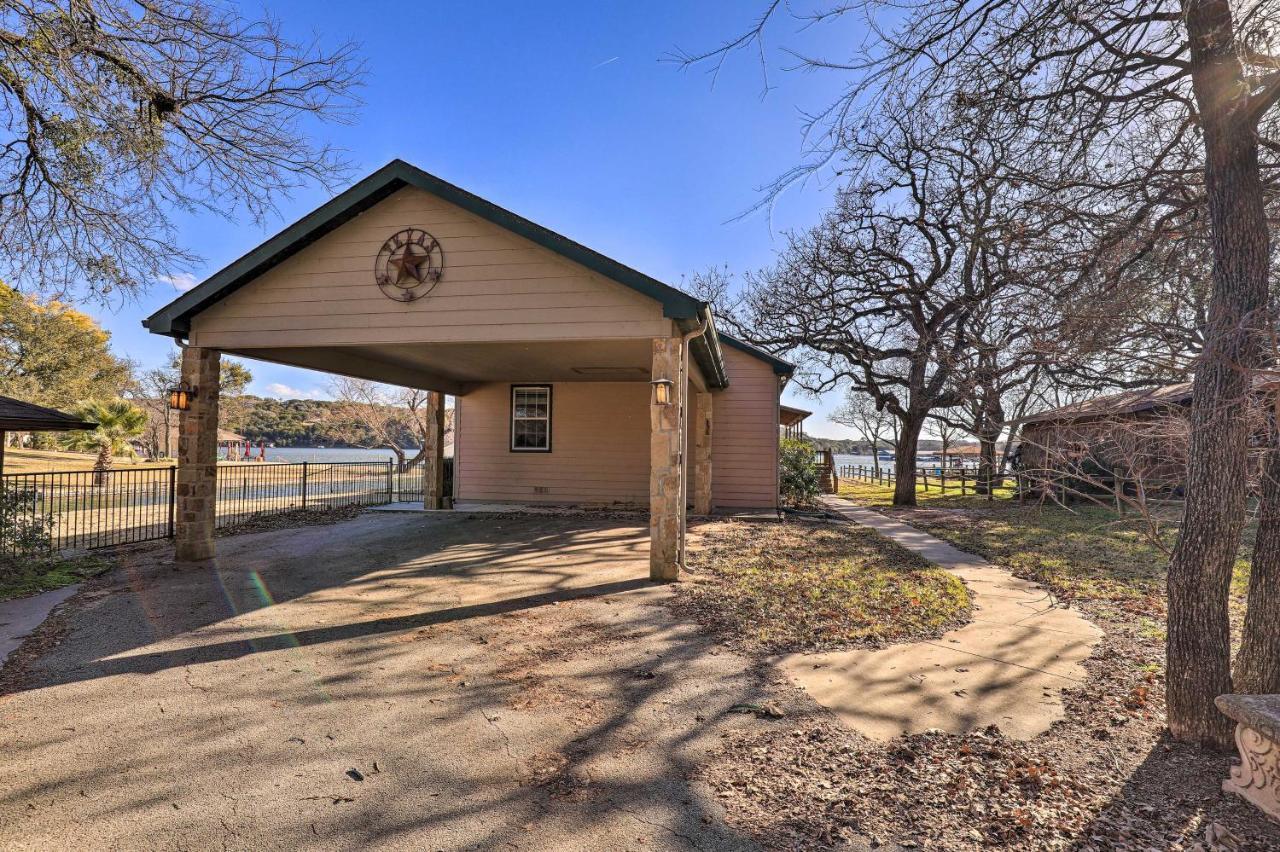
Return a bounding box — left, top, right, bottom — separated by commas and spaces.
175, 347, 220, 562
650, 337, 682, 581
693, 391, 713, 516
423, 391, 445, 510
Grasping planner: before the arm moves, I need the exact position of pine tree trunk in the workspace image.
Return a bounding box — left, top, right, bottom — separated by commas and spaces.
893, 412, 926, 506
1167, 0, 1272, 750
1235, 443, 1280, 694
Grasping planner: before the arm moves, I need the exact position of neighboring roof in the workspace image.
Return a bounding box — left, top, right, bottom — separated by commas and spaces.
0, 396, 97, 432
778, 404, 812, 427
1018, 383, 1193, 427
143, 159, 804, 389
720, 334, 795, 376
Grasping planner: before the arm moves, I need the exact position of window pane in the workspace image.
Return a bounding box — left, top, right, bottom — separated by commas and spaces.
512, 387, 550, 450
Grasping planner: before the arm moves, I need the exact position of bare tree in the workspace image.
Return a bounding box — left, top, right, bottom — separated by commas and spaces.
326, 378, 448, 473
927, 415, 963, 471
832, 392, 895, 477
676, 0, 1280, 749
0, 0, 362, 302
713, 103, 1059, 506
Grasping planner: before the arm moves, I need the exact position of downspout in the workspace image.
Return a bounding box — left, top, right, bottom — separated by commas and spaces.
679, 314, 710, 568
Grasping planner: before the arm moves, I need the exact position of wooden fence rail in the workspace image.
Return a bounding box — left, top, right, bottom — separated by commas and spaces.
837, 463, 1010, 497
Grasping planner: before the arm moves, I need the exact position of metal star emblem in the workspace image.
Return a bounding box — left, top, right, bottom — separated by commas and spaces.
389, 245, 428, 286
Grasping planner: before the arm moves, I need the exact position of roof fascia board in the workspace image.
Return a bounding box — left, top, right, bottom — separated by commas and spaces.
718, 333, 796, 376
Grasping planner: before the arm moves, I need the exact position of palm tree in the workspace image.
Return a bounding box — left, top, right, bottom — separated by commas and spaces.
62, 400, 147, 485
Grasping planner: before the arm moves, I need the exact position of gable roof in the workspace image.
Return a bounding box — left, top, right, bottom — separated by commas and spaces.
1018, 383, 1193, 427
143, 159, 795, 388
0, 396, 97, 432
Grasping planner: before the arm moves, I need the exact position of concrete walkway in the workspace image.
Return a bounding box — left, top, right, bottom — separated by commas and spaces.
779, 498, 1102, 741
0, 585, 79, 668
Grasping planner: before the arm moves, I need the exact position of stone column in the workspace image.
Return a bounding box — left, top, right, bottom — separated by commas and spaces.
423, 391, 445, 509
650, 337, 682, 581
175, 346, 220, 562
693, 392, 713, 515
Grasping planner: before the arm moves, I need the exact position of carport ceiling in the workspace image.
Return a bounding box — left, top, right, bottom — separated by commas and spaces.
231, 339, 655, 392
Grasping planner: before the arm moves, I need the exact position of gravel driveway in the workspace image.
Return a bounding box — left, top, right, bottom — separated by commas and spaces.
0, 512, 774, 851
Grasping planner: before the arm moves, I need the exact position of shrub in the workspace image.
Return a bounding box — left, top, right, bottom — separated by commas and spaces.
779, 437, 821, 507
0, 485, 54, 557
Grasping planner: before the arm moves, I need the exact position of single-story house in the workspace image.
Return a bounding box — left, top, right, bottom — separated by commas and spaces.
1015, 383, 1197, 495
144, 160, 795, 580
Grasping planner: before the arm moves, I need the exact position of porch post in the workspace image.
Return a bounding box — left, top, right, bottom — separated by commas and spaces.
693, 392, 713, 515
175, 346, 220, 561
423, 391, 445, 509
650, 337, 682, 581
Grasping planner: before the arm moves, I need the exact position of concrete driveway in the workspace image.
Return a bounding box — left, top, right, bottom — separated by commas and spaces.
0, 512, 769, 851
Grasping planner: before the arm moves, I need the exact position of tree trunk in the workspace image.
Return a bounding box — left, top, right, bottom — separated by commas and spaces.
1167, 0, 1271, 750
893, 411, 926, 505
871, 438, 881, 478
1235, 442, 1280, 694
977, 433, 999, 495
93, 443, 113, 487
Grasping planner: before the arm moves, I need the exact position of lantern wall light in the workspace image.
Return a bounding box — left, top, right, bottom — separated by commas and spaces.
650, 378, 674, 406
167, 380, 197, 411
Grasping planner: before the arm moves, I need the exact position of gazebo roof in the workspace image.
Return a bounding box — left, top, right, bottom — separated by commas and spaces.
0, 396, 96, 432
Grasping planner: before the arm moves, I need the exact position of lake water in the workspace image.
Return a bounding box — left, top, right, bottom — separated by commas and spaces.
221, 447, 410, 464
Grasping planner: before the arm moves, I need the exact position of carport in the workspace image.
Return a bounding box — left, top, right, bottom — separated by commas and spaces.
145, 160, 793, 581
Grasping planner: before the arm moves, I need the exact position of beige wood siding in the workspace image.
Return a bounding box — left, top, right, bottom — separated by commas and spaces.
188, 186, 671, 350
712, 347, 781, 509
456, 381, 650, 506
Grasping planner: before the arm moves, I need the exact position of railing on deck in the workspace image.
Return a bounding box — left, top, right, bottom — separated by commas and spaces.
1, 459, 453, 555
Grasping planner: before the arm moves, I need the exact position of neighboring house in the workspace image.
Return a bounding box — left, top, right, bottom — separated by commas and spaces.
1016, 383, 1198, 495
779, 405, 811, 440
144, 160, 796, 578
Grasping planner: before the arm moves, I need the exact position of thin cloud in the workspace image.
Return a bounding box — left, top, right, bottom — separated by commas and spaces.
591, 56, 620, 70
159, 272, 200, 292
263, 382, 327, 400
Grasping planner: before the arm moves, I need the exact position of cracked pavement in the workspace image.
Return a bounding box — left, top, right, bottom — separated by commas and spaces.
0, 512, 774, 851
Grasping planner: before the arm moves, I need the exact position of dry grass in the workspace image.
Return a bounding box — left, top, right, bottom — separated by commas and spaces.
835, 483, 1252, 634
2, 448, 155, 474
676, 518, 970, 653
837, 477, 1018, 508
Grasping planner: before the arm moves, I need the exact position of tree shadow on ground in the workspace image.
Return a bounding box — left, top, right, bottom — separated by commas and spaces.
0, 511, 786, 850
1073, 732, 1280, 849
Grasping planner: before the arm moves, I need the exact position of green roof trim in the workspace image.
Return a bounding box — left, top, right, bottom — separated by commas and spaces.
719, 333, 795, 376
143, 159, 791, 389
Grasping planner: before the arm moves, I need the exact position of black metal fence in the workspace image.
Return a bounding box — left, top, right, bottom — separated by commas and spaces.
1, 459, 453, 555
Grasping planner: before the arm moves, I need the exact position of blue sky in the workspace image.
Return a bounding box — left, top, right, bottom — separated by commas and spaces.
88, 1, 866, 438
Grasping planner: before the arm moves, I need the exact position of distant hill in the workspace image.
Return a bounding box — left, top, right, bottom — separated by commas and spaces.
231, 396, 421, 448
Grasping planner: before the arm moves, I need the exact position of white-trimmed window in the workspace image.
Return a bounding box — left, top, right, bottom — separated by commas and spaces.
510, 385, 552, 452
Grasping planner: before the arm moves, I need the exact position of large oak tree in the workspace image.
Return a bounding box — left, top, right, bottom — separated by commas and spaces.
681, 0, 1280, 749
0, 0, 361, 302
